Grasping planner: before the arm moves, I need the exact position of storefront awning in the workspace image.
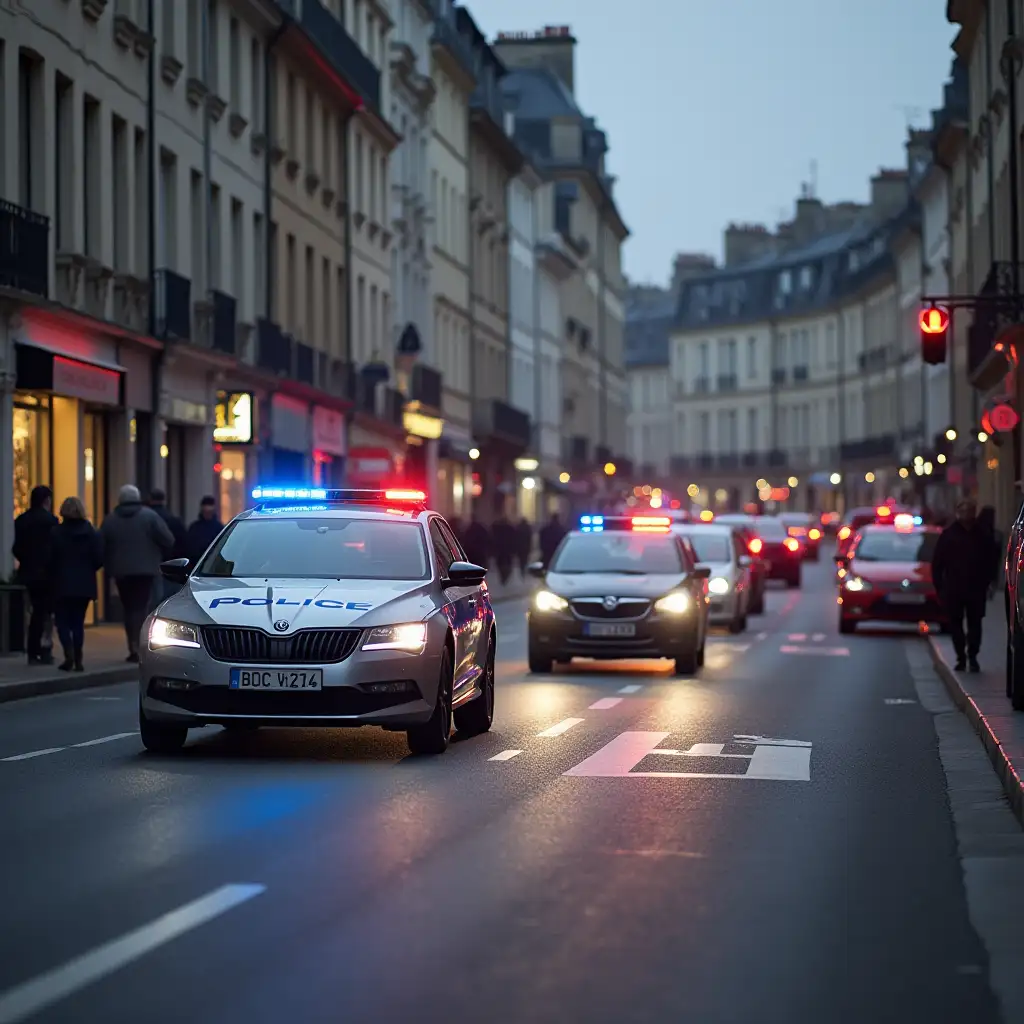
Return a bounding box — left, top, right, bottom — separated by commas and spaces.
15, 343, 123, 405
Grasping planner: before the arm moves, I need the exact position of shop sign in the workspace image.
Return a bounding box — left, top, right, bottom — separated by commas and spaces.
165, 396, 210, 425
989, 403, 1019, 432
347, 447, 394, 485
403, 407, 444, 440
214, 391, 254, 444
271, 394, 309, 452
52, 355, 120, 405
312, 406, 346, 455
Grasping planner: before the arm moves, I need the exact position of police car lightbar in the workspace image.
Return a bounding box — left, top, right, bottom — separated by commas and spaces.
578, 514, 671, 534
250, 485, 427, 505
893, 513, 923, 530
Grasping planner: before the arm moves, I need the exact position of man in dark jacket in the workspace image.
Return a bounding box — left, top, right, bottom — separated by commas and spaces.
932, 499, 999, 672
539, 512, 567, 567
148, 488, 187, 558
13, 485, 60, 664
100, 484, 175, 661
185, 496, 224, 565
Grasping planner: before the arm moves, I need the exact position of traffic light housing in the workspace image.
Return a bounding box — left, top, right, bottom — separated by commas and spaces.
919, 305, 949, 365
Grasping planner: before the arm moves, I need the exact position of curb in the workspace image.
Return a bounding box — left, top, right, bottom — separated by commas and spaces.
0, 665, 140, 705
926, 634, 1024, 827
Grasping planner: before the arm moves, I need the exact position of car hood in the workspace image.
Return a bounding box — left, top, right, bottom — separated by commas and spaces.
544, 571, 688, 598
159, 577, 439, 630
849, 560, 932, 585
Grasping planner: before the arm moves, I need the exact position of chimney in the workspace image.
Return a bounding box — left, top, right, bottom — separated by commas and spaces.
723, 223, 776, 267
792, 187, 826, 243
671, 252, 716, 291
494, 26, 576, 95
870, 169, 908, 218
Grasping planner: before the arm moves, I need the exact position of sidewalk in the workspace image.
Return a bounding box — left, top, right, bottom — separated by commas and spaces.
927, 599, 1024, 825
0, 576, 534, 706
0, 624, 136, 704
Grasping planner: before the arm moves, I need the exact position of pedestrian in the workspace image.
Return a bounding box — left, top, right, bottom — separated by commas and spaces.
931, 498, 999, 673
491, 511, 515, 585
148, 487, 187, 601
538, 511, 567, 567
514, 517, 533, 577
462, 514, 491, 570
12, 484, 60, 665
99, 484, 175, 662
49, 496, 103, 672
184, 495, 224, 565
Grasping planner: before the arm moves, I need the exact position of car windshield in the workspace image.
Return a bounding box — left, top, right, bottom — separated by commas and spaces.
680, 532, 731, 563
755, 518, 787, 540
781, 515, 812, 528
195, 517, 430, 580
853, 531, 938, 563
551, 532, 684, 574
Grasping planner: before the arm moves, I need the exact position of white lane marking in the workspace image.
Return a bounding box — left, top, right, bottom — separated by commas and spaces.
756, 632, 768, 641
684, 743, 724, 755
537, 718, 584, 738
565, 731, 669, 775
1, 748, 64, 762
884, 698, 917, 705
488, 749, 522, 761
780, 645, 849, 657
788, 633, 807, 641
812, 633, 826, 642
72, 732, 137, 748
85, 696, 122, 702
589, 697, 622, 710
0, 884, 266, 1024
618, 685, 643, 694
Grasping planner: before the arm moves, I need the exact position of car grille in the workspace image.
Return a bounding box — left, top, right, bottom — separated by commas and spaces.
570, 598, 651, 620
149, 684, 418, 717
201, 627, 362, 664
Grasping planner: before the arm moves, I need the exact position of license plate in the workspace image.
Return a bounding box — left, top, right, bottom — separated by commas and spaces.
583, 622, 636, 637
229, 668, 324, 690
887, 593, 926, 605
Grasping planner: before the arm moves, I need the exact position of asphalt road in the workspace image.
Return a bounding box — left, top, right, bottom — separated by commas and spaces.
0, 557, 1011, 1023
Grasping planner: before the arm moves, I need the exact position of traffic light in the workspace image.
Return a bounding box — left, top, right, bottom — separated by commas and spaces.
919, 305, 949, 365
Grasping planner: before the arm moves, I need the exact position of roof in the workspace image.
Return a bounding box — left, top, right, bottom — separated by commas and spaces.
625, 291, 675, 368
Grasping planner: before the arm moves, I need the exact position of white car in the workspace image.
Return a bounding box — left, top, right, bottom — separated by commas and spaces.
672, 524, 752, 632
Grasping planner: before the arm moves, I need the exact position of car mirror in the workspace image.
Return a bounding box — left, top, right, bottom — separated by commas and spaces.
447, 560, 487, 586
738, 554, 752, 567
160, 557, 190, 584
691, 566, 712, 580
527, 561, 546, 578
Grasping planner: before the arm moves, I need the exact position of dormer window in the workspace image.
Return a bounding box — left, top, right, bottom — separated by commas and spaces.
799, 265, 813, 289
848, 251, 860, 272
778, 270, 792, 294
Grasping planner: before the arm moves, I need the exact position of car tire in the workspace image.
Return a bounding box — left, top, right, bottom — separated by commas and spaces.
454, 634, 495, 737
139, 703, 189, 754
1011, 619, 1024, 712
750, 590, 765, 615
787, 575, 801, 589
729, 610, 747, 634
528, 643, 553, 674
673, 644, 700, 675
696, 637, 706, 667
407, 647, 453, 755
839, 616, 855, 635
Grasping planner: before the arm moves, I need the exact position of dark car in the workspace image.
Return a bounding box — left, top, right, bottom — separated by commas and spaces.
714, 515, 767, 613
780, 512, 823, 561
752, 516, 802, 587
526, 514, 711, 676
1004, 498, 1024, 709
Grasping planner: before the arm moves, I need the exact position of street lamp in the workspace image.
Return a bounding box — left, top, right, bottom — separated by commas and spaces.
945, 427, 957, 442
558, 471, 570, 484
864, 471, 875, 484
937, 453, 947, 464
829, 472, 841, 485
978, 431, 989, 443
899, 467, 909, 479
787, 476, 798, 488
468, 447, 480, 460
603, 462, 616, 476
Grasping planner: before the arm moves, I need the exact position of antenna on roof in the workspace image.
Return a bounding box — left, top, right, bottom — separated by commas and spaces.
809, 159, 817, 198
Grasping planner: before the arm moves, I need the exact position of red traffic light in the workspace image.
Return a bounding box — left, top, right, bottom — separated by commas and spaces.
919, 305, 950, 334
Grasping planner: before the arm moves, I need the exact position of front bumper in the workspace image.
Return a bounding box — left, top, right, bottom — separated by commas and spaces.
707, 590, 741, 624
839, 591, 946, 625
528, 608, 700, 659
140, 635, 443, 729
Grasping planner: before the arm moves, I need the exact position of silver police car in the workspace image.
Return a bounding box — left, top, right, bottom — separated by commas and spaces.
139, 487, 496, 756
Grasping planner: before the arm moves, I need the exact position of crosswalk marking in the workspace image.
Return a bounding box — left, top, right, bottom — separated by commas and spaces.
618, 685, 643, 694
589, 697, 623, 710
488, 749, 523, 761
537, 718, 584, 738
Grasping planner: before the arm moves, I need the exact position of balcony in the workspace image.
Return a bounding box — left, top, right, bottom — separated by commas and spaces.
568, 435, 589, 465
256, 317, 292, 375
0, 200, 49, 298
295, 341, 315, 384
840, 435, 896, 461
767, 449, 788, 468
694, 376, 710, 394
716, 373, 738, 392
210, 290, 236, 355
717, 453, 740, 470
669, 456, 691, 476
432, 11, 476, 82
792, 365, 809, 382
742, 451, 760, 468
289, 0, 381, 110
410, 363, 443, 410
697, 455, 714, 471
153, 269, 192, 341
474, 399, 531, 450
771, 368, 786, 385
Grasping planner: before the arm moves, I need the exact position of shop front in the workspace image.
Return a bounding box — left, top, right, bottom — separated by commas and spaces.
213, 390, 256, 521
312, 405, 347, 487
159, 365, 215, 522
437, 422, 476, 521
402, 403, 444, 505
269, 393, 310, 482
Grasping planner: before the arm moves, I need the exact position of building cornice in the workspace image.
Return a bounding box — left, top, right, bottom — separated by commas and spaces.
357, 105, 403, 151
470, 108, 523, 176
948, 0, 983, 58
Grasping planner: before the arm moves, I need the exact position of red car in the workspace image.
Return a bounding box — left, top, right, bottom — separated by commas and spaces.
752, 516, 802, 588
836, 506, 891, 559
837, 518, 945, 633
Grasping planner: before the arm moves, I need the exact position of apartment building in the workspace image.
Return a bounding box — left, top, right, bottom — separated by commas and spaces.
494, 26, 630, 482
625, 288, 675, 478
428, 0, 475, 517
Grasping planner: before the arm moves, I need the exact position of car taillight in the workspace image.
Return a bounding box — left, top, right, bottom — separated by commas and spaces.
748, 537, 763, 555
838, 526, 851, 541
808, 528, 821, 540
783, 537, 800, 553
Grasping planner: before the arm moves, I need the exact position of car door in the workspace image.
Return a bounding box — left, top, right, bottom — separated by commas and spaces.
438, 516, 490, 672
731, 528, 751, 612
676, 535, 708, 644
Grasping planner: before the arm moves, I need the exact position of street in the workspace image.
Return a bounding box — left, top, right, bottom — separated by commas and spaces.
0, 560, 1018, 1024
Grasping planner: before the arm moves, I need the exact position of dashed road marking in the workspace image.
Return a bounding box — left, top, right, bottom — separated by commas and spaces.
788, 633, 807, 641
756, 632, 768, 641
618, 685, 643, 694
72, 732, 137, 748
488, 749, 523, 761
85, 696, 122, 702
589, 697, 622, 710
1, 748, 64, 763
537, 717, 584, 738
811, 633, 826, 642
884, 698, 917, 705
2, 733, 137, 763
780, 645, 849, 657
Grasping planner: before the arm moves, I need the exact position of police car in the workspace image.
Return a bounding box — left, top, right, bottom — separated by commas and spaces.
139, 487, 496, 756
526, 514, 711, 674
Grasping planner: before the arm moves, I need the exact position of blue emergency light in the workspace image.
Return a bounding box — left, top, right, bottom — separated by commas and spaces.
579, 514, 604, 533
250, 485, 428, 507
251, 486, 329, 500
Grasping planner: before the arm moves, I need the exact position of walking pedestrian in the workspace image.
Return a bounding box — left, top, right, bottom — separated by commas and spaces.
184, 495, 224, 565
491, 512, 515, 585
99, 484, 175, 662
12, 485, 59, 664
148, 487, 187, 601
539, 511, 567, 567
49, 496, 103, 672
515, 517, 533, 577
462, 514, 491, 570
931, 499, 999, 673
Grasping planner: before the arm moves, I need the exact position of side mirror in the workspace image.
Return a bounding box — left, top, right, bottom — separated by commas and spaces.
738, 554, 752, 567
160, 557, 190, 584
447, 560, 487, 586
527, 561, 546, 579
691, 566, 712, 580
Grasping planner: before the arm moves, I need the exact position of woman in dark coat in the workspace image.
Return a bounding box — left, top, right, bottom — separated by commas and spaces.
49, 496, 104, 671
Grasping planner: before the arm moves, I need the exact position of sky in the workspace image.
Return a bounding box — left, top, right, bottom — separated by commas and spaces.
463, 0, 959, 287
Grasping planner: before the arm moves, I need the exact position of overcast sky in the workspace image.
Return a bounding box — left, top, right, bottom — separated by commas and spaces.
464, 0, 958, 286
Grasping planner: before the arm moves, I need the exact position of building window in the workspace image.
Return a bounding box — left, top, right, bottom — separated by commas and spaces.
55, 74, 73, 250
250, 38, 262, 127
305, 85, 315, 171
83, 94, 101, 259
206, 0, 220, 94
286, 72, 296, 153
799, 265, 813, 289
112, 115, 129, 270
217, 449, 247, 522
304, 244, 314, 343
12, 398, 51, 520
228, 17, 241, 109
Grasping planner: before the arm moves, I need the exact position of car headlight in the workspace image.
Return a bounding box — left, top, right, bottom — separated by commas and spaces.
149, 618, 201, 649
843, 576, 872, 592
708, 577, 730, 595
534, 590, 568, 612
654, 591, 691, 614
362, 622, 428, 652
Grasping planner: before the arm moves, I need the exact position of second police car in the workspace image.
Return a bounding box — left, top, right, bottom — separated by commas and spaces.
526, 514, 711, 674
139, 487, 496, 756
